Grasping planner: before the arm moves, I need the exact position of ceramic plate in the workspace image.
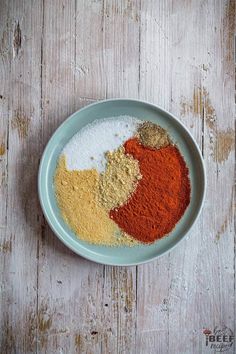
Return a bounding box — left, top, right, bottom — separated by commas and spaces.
38, 99, 206, 266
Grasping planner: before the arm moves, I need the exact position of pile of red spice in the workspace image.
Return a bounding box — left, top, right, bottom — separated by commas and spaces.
110, 136, 191, 243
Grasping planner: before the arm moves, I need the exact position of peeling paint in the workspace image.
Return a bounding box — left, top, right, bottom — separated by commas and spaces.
180, 88, 234, 163
26, 310, 37, 352
104, 0, 139, 22
25, 307, 69, 352
216, 190, 234, 241
180, 96, 193, 116
124, 270, 135, 313
213, 129, 234, 163
75, 333, 85, 353
223, 0, 235, 70
11, 111, 31, 139
215, 215, 229, 242
0, 142, 5, 156
37, 303, 54, 349
193, 86, 203, 115
1, 316, 16, 352
38, 315, 52, 333
202, 88, 216, 129
0, 29, 9, 56
38, 304, 53, 333
0, 240, 12, 253
0, 170, 6, 188
180, 86, 216, 129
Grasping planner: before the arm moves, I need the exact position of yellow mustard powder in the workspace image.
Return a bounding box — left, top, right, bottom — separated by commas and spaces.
54, 156, 138, 246
98, 146, 142, 211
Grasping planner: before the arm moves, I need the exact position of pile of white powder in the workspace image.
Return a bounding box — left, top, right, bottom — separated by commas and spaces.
62, 116, 142, 172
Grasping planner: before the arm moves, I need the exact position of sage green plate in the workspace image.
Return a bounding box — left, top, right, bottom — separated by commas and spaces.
38, 99, 206, 266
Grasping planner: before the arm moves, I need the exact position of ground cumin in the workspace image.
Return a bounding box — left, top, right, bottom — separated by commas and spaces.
137, 121, 171, 149
54, 156, 137, 246
98, 146, 141, 210
110, 138, 191, 243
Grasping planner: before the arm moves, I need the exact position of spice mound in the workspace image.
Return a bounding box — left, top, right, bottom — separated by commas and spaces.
98, 146, 142, 211
55, 156, 138, 246
54, 116, 191, 246
110, 138, 190, 243
137, 121, 171, 149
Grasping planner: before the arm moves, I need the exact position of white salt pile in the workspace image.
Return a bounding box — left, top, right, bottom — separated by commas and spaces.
62, 116, 142, 172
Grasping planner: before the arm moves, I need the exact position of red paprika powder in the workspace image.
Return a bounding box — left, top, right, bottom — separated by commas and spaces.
109, 138, 191, 243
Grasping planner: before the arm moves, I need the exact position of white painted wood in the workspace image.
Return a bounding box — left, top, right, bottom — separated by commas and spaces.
100, 1, 140, 353
0, 1, 43, 353
0, 2, 9, 243
38, 2, 104, 353
137, 2, 173, 353
0, 1, 235, 353
0, 3, 11, 350
137, 1, 235, 354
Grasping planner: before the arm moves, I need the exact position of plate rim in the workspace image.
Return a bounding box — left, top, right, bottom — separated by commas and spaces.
38, 98, 206, 266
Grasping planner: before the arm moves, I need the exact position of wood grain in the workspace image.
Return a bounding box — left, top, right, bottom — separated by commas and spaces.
0, 1, 235, 353
0, 1, 43, 353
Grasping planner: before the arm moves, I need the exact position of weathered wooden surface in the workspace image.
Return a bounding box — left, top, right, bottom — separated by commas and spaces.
0, 1, 235, 353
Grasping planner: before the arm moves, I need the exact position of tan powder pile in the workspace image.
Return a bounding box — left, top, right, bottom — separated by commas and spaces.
137, 121, 171, 149
54, 156, 138, 246
98, 146, 142, 211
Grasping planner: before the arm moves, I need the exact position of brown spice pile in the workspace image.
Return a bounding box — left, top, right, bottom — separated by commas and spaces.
98, 146, 142, 211
137, 121, 171, 149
